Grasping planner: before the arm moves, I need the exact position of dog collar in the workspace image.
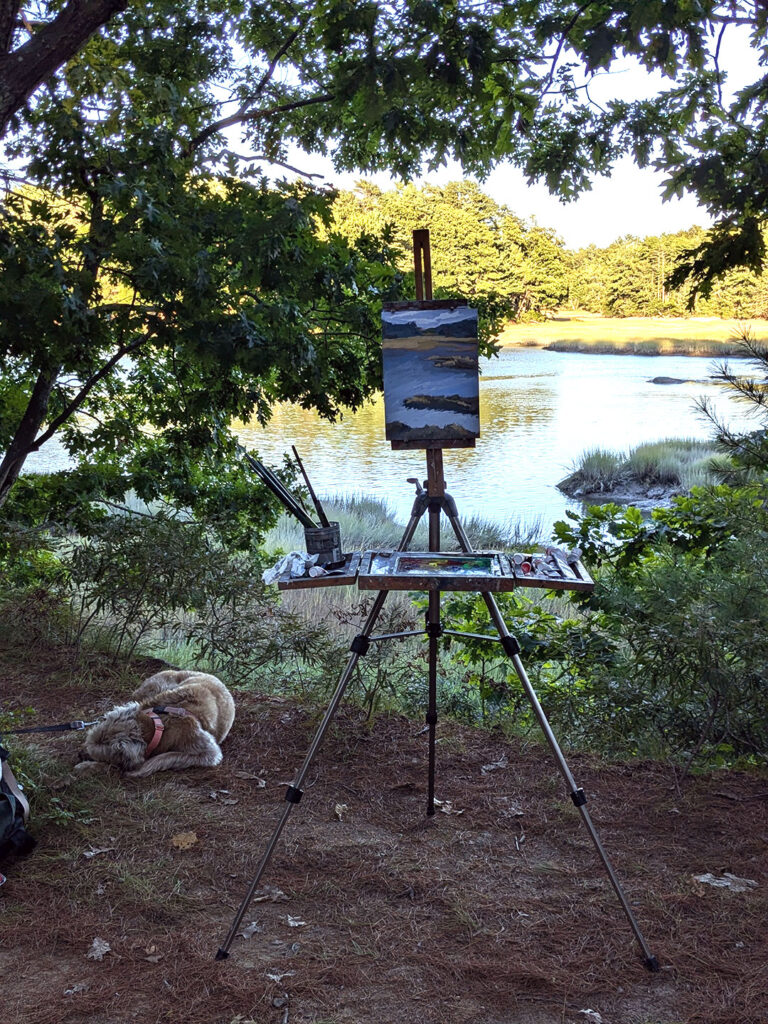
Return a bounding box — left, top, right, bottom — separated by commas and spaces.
144, 712, 165, 757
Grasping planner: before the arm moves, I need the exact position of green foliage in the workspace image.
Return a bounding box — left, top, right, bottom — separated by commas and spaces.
548, 480, 768, 765
439, 589, 618, 732
435, 483, 768, 766
3, 3, 768, 536
569, 228, 768, 317
332, 181, 570, 325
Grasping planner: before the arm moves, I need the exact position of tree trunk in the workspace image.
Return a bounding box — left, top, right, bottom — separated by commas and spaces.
0, 366, 60, 507
0, 0, 128, 139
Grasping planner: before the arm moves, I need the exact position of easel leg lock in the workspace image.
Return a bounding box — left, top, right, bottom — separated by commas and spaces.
350, 634, 370, 655
425, 710, 438, 726
285, 785, 303, 804
500, 635, 521, 657
570, 788, 587, 807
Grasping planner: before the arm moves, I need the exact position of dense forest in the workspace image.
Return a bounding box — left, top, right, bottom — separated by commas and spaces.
331, 180, 768, 320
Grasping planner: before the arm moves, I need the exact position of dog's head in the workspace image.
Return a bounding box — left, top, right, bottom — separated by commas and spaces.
80, 703, 146, 771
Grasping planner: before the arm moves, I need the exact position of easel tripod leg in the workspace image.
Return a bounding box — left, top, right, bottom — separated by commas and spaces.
502, 637, 658, 970
214, 591, 390, 960
444, 508, 658, 970
426, 588, 439, 816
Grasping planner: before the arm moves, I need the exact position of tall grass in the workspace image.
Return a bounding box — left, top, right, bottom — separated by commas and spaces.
263, 492, 544, 556
559, 438, 722, 496
498, 314, 768, 357
544, 338, 746, 357
558, 449, 624, 494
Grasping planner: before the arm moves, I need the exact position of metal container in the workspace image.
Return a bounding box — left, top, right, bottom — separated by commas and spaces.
304, 522, 343, 566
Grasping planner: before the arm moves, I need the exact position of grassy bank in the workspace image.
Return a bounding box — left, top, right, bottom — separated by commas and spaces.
263, 493, 544, 557
558, 438, 723, 496
498, 312, 767, 356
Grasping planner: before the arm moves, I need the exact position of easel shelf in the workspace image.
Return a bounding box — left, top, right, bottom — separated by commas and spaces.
274, 549, 594, 593
276, 551, 362, 590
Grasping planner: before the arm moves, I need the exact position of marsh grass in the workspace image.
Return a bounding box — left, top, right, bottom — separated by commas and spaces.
263, 493, 544, 557
559, 438, 721, 495
499, 314, 767, 356
263, 492, 425, 554
559, 449, 624, 493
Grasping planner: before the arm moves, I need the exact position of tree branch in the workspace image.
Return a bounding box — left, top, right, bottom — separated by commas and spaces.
541, 1, 597, 97
253, 20, 308, 98
32, 333, 148, 451
0, 2, 21, 54
0, 363, 60, 504
226, 152, 325, 179
0, 0, 129, 139
185, 92, 335, 156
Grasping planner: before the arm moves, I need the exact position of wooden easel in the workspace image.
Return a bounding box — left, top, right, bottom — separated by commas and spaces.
215, 232, 659, 973
408, 228, 469, 815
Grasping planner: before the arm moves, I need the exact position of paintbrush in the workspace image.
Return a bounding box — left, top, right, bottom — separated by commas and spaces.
243, 453, 318, 529
291, 445, 331, 528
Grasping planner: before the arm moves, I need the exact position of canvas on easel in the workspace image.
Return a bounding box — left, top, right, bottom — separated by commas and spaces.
382, 300, 479, 447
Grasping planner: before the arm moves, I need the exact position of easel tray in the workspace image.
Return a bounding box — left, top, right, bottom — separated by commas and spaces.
276, 552, 362, 591
357, 551, 511, 592
510, 553, 594, 593
274, 550, 593, 594
356, 550, 594, 593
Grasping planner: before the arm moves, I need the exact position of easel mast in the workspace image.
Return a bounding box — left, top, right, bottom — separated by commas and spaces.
413, 230, 444, 815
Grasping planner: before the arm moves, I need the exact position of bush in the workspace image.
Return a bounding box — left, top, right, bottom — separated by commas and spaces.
550, 487, 768, 765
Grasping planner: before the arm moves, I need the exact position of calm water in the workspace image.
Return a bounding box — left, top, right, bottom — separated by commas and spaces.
236, 348, 756, 531
26, 348, 756, 532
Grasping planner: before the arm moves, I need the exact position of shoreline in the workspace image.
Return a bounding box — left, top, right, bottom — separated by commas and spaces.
496, 314, 767, 357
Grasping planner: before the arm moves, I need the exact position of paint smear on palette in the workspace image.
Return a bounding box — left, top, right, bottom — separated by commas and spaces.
394, 555, 497, 577
381, 305, 479, 444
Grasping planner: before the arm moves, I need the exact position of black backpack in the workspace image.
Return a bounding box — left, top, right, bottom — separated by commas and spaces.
0, 744, 35, 883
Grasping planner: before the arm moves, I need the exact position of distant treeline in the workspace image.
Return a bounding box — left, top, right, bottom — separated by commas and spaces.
332, 181, 768, 321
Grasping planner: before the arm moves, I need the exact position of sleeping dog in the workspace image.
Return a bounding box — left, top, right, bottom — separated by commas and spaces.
77, 670, 235, 777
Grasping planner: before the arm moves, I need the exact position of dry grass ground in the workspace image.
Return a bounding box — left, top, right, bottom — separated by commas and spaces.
498, 314, 768, 356
0, 635, 766, 1024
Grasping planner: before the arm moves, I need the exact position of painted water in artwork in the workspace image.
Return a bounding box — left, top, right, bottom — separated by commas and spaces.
381, 304, 479, 444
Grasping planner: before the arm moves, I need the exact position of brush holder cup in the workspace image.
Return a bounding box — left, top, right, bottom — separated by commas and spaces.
304, 522, 343, 567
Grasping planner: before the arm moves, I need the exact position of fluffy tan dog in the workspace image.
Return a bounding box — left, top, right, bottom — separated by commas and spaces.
78, 670, 235, 778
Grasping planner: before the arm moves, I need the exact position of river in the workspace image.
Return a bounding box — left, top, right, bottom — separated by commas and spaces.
237, 347, 756, 531
24, 347, 756, 533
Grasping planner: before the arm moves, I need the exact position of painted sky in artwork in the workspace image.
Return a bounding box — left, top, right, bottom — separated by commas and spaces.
382, 306, 479, 444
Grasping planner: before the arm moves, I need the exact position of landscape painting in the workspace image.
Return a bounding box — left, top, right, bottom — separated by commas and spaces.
382, 304, 479, 445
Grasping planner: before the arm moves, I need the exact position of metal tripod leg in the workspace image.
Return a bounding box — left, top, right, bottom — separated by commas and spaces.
215, 497, 428, 960
426, 461, 442, 817
215, 590, 389, 959
443, 503, 659, 971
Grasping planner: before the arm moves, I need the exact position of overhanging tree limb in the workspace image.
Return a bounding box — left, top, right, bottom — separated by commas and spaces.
185, 92, 336, 156
0, 330, 148, 508
0, 0, 129, 138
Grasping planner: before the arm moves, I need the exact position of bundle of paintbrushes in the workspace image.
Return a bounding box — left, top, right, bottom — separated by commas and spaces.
242, 452, 318, 528
243, 449, 344, 568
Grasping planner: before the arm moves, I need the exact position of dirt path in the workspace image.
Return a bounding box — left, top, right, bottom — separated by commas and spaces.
0, 640, 766, 1024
